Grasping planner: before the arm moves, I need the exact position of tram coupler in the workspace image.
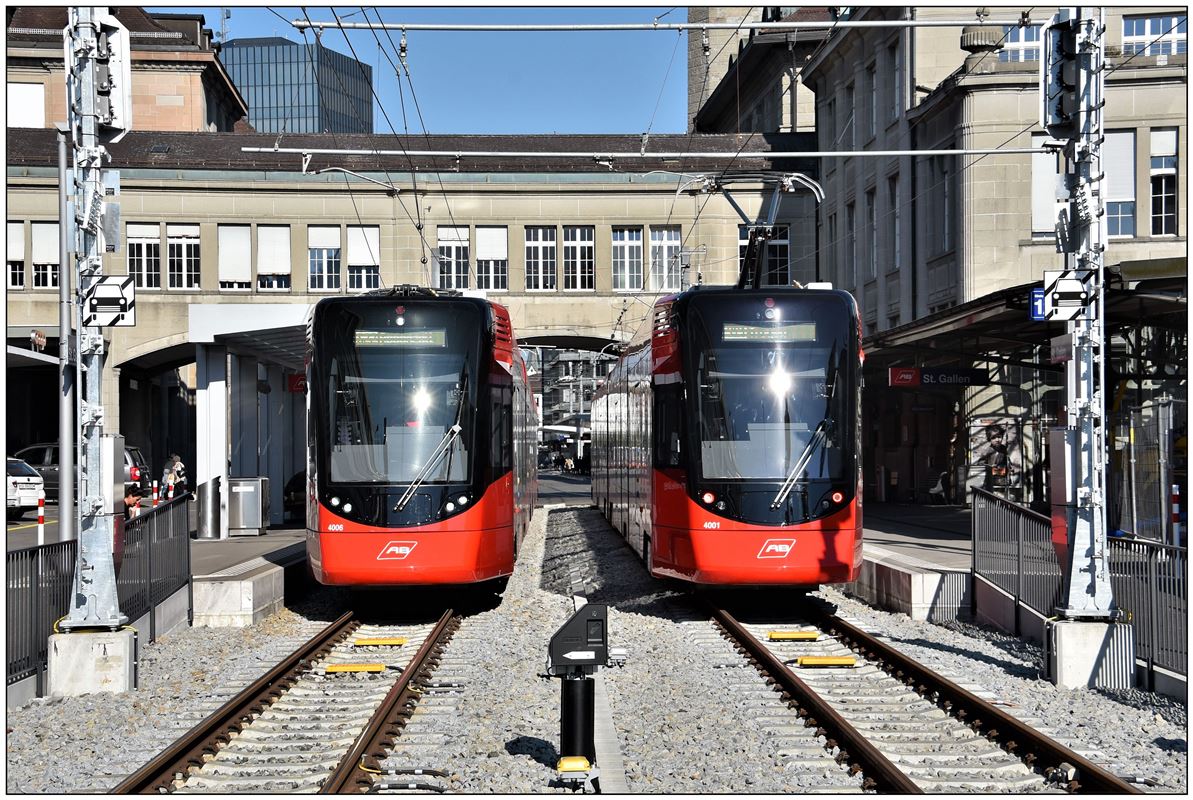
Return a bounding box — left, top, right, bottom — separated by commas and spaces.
544, 603, 625, 792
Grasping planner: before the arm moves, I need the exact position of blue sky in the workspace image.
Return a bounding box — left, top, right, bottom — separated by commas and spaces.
149, 6, 690, 134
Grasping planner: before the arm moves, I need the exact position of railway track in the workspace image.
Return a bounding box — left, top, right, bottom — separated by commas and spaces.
707, 597, 1141, 794
112, 609, 459, 794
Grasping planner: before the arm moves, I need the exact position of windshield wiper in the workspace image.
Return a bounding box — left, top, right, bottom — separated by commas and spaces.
770, 418, 832, 510
393, 423, 463, 512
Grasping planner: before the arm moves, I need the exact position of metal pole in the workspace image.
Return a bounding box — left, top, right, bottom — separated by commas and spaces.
1015, 512, 1024, 637
57, 123, 76, 542
1058, 8, 1113, 618
62, 6, 126, 630
1128, 412, 1138, 537
1156, 397, 1171, 546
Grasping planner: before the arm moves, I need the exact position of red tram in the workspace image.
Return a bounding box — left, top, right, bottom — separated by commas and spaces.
305, 288, 537, 586
591, 285, 862, 586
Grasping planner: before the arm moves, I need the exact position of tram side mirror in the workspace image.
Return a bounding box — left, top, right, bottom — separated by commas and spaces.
546, 603, 610, 677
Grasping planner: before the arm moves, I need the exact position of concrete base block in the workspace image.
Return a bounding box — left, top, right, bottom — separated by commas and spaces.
192, 564, 284, 627
1049, 619, 1136, 690
47, 629, 137, 697
845, 546, 971, 622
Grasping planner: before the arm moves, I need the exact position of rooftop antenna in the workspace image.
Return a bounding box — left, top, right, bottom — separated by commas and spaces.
219, 8, 231, 43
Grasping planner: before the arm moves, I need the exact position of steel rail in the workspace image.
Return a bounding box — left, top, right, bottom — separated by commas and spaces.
805, 605, 1142, 795
321, 609, 460, 793
111, 611, 359, 794
709, 606, 922, 794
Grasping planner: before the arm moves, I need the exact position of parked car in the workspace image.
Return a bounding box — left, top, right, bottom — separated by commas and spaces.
13, 442, 153, 499
7, 457, 44, 520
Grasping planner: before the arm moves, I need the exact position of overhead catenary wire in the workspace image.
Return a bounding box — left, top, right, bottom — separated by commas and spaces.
294, 18, 1029, 33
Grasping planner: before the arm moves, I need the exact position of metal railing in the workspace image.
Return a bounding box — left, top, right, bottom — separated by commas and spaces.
1108, 537, 1187, 681
975, 487, 1188, 685
972, 487, 1062, 631
118, 493, 193, 638
7, 494, 193, 693
1113, 397, 1186, 545
6, 540, 77, 689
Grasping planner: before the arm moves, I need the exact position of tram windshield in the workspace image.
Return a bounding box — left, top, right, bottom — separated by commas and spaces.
686, 294, 852, 481
315, 302, 481, 485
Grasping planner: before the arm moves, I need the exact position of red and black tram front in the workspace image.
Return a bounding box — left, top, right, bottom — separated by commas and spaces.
652, 288, 862, 584
306, 295, 516, 585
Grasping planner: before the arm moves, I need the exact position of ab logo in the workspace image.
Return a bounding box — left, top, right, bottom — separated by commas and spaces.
377, 541, 418, 560
757, 539, 796, 559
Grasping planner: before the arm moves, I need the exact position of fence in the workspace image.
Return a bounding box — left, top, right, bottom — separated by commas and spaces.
971, 487, 1061, 633
6, 540, 77, 690
974, 487, 1187, 685
117, 493, 193, 637
1108, 537, 1187, 683
1113, 397, 1186, 545
6, 494, 192, 695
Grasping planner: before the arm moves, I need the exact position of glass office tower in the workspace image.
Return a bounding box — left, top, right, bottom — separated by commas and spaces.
221, 37, 373, 134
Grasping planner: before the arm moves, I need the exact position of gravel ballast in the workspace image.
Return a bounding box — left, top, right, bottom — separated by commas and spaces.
6, 504, 1186, 794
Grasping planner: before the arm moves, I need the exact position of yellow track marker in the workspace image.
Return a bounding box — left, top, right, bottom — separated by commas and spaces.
768, 630, 820, 642
325, 663, 386, 673
557, 757, 591, 773
795, 656, 856, 668
352, 637, 408, 647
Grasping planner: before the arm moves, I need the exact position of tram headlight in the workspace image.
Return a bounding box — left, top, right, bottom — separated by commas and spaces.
701, 491, 715, 505
412, 387, 431, 413
445, 501, 456, 512
457, 495, 468, 505
342, 503, 353, 513
330, 496, 341, 507
715, 500, 727, 511
830, 490, 844, 504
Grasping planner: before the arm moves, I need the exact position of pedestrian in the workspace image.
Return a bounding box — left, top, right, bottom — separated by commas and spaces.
123, 489, 141, 520
161, 454, 177, 490
172, 454, 187, 493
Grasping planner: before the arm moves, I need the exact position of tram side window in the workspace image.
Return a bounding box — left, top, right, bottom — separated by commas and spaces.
490, 385, 513, 472
653, 385, 684, 468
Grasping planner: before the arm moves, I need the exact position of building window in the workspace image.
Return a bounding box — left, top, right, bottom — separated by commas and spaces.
7, 221, 24, 290
649, 226, 682, 291
218, 224, 253, 291
611, 227, 643, 291
824, 98, 836, 149
476, 226, 508, 291
737, 225, 790, 286
887, 42, 901, 122
1031, 133, 1060, 235
307, 225, 341, 291
524, 226, 557, 291
6, 82, 45, 128
1151, 129, 1178, 236
562, 226, 595, 291
436, 226, 468, 290
1123, 14, 1186, 56
166, 224, 200, 289
845, 203, 856, 288
866, 189, 877, 280
1105, 131, 1136, 238
29, 223, 57, 289
930, 156, 953, 253
825, 213, 837, 284
257, 225, 292, 291
127, 223, 160, 290
844, 83, 855, 149
999, 24, 1041, 61
347, 225, 381, 292
865, 62, 877, 140
887, 176, 901, 272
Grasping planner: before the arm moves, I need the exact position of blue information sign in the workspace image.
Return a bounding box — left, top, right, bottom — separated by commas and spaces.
1029, 288, 1047, 321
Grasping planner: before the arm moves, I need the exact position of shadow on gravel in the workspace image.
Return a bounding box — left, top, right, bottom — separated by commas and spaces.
538, 506, 690, 620
877, 634, 1040, 680
505, 735, 559, 768
342, 584, 503, 623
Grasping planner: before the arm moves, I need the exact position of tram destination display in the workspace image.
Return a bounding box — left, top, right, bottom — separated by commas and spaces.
354, 329, 447, 348
722, 322, 816, 343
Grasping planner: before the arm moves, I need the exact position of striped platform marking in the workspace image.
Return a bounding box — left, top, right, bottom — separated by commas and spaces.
768, 630, 820, 641
325, 663, 387, 674
352, 637, 408, 647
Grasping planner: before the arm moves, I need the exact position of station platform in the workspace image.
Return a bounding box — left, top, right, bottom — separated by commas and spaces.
845, 503, 973, 622
189, 528, 308, 627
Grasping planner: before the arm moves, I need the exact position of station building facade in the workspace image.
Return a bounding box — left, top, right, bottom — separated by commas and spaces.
693, 6, 1187, 511
6, 129, 818, 531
